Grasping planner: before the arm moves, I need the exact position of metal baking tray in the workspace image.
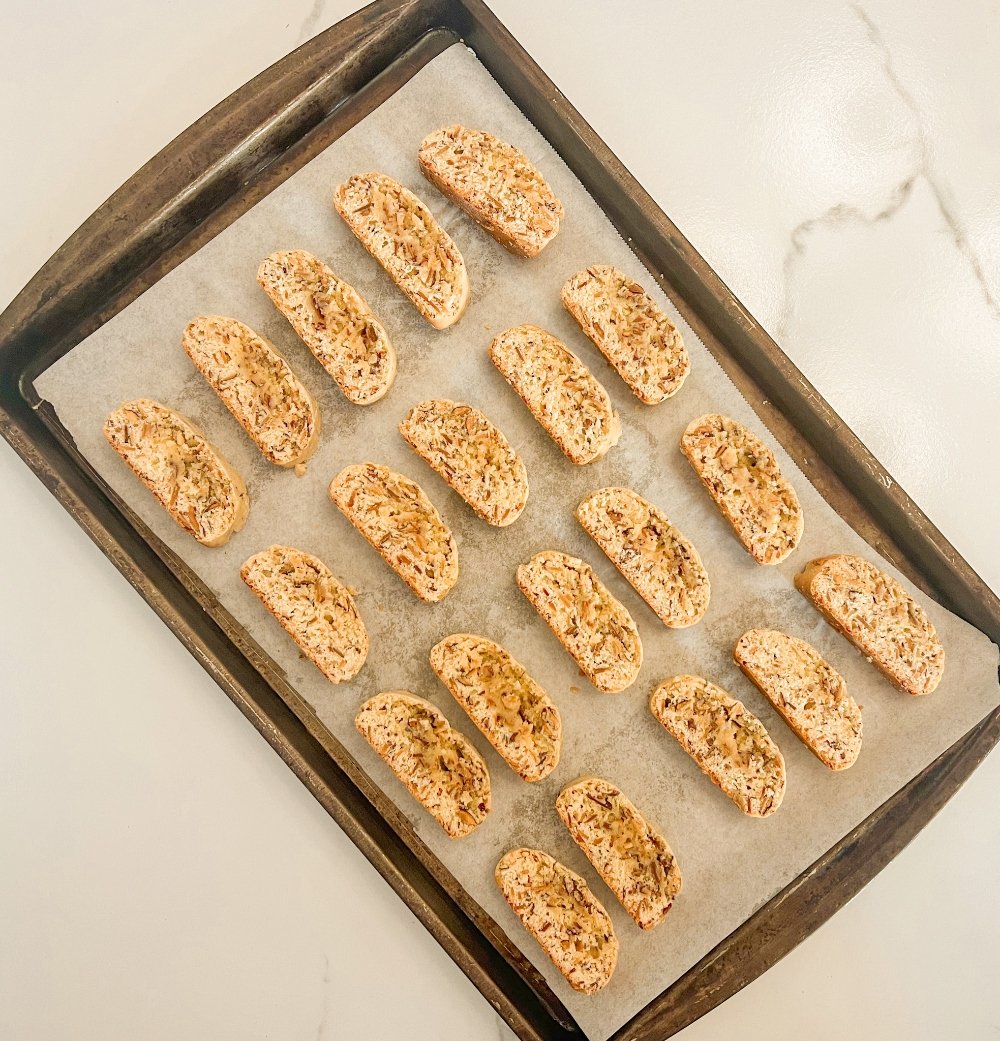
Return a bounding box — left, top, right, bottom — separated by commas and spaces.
2, 2, 997, 1037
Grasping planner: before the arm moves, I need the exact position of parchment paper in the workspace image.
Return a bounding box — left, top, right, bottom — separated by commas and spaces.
36, 45, 1000, 1041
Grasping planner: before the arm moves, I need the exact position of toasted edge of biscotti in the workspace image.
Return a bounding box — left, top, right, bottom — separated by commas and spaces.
355, 690, 490, 838
102, 398, 249, 547
561, 265, 690, 403
489, 324, 621, 465
680, 413, 803, 565
556, 776, 682, 930
418, 125, 564, 258
733, 628, 862, 769
495, 847, 618, 993
328, 462, 458, 603
333, 172, 469, 329
240, 545, 368, 684
399, 399, 528, 526
429, 633, 561, 782
794, 555, 945, 696
649, 675, 786, 817
576, 486, 710, 628
182, 314, 320, 468
516, 550, 642, 693
256, 249, 396, 405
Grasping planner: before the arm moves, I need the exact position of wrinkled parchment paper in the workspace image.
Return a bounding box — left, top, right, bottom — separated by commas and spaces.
36, 44, 1000, 1041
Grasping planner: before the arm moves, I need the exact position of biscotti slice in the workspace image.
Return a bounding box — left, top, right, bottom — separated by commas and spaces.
795, 555, 945, 696
650, 675, 785, 817
257, 250, 395, 405
680, 413, 803, 564
556, 777, 682, 930
355, 691, 490, 838
103, 399, 249, 547
418, 125, 564, 258
516, 550, 642, 693
182, 315, 320, 468
489, 325, 621, 465
495, 848, 618, 994
240, 545, 368, 685
577, 486, 710, 628
333, 173, 469, 329
734, 629, 862, 769
328, 463, 458, 603
429, 634, 561, 782
399, 399, 528, 527
562, 266, 690, 404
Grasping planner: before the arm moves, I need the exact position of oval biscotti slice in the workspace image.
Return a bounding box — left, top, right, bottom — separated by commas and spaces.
103, 399, 249, 547
328, 463, 458, 603
333, 173, 469, 329
182, 315, 320, 468
355, 691, 490, 838
417, 125, 564, 258
240, 545, 368, 685
399, 399, 528, 527
680, 413, 803, 564
257, 250, 395, 405
650, 675, 785, 817
516, 551, 642, 693
556, 777, 682, 931
734, 629, 862, 769
561, 266, 690, 404
495, 848, 618, 994
795, 555, 945, 696
489, 325, 621, 465
429, 634, 561, 782
576, 486, 710, 628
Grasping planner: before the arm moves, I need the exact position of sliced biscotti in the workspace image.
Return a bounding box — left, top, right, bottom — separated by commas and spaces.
650, 675, 785, 817
556, 777, 682, 931
355, 691, 490, 838
418, 125, 564, 258
577, 486, 710, 629
429, 634, 561, 782
241, 545, 367, 684
103, 399, 249, 547
495, 848, 618, 993
734, 629, 862, 769
489, 325, 621, 465
182, 315, 320, 468
516, 551, 642, 693
399, 400, 528, 527
795, 555, 945, 696
257, 250, 395, 405
328, 463, 458, 603
333, 173, 469, 329
681, 414, 803, 564
561, 266, 690, 404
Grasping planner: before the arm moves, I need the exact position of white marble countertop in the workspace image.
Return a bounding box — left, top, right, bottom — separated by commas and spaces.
1, 2, 998, 1038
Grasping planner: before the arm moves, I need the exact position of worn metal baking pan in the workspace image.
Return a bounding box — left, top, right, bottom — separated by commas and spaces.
2, 2, 997, 1037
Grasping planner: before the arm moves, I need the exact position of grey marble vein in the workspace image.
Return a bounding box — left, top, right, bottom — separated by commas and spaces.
298, 0, 327, 44
315, 953, 332, 1041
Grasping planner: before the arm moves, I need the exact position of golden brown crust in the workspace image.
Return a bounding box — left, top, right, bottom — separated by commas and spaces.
240, 545, 368, 684
680, 413, 802, 564
733, 628, 862, 769
556, 777, 682, 930
333, 173, 469, 329
429, 634, 560, 782
650, 675, 785, 817
418, 125, 563, 258
356, 691, 490, 838
795, 555, 945, 696
561, 266, 690, 403
495, 847, 618, 993
103, 399, 249, 547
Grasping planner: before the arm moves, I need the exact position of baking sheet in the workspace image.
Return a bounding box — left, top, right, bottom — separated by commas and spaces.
35, 43, 1000, 1041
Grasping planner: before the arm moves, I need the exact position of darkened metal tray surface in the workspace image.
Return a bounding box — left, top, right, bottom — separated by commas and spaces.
1, 2, 997, 1038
